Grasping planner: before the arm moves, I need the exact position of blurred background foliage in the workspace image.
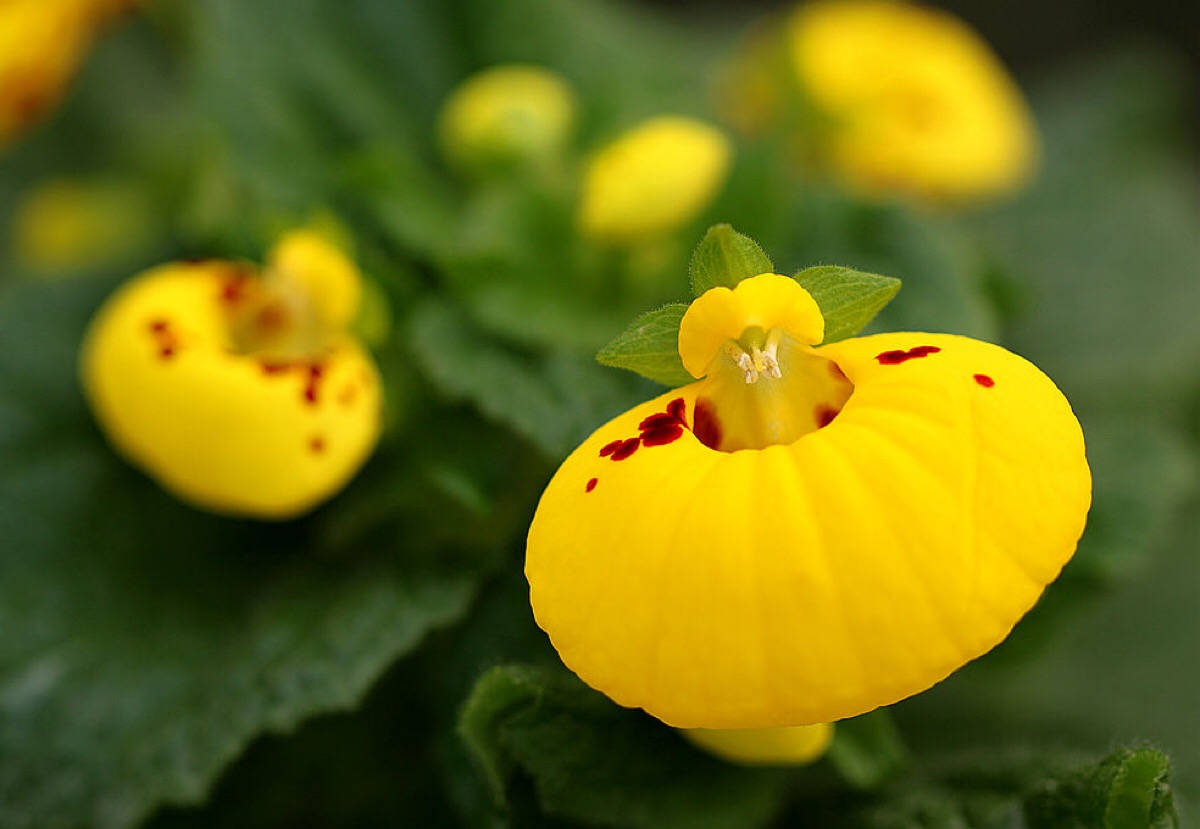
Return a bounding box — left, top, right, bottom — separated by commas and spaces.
0, 0, 1196, 827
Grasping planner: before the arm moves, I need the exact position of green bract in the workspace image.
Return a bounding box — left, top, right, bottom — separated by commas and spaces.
597, 226, 902, 384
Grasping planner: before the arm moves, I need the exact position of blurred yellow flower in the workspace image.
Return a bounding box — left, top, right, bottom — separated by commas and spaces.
684, 722, 834, 765
578, 116, 733, 245
10, 178, 153, 273
527, 274, 1090, 729
727, 0, 1038, 203
438, 64, 577, 177
81, 229, 384, 519
0, 0, 133, 149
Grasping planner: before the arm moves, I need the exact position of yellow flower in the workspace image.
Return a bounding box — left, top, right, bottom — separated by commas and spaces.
578, 116, 733, 245
438, 64, 576, 177
80, 230, 383, 519
0, 0, 133, 149
684, 722, 834, 765
10, 178, 153, 273
526, 274, 1090, 729
728, 0, 1037, 203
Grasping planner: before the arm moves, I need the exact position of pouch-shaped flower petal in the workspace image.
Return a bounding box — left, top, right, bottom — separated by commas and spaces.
81, 234, 383, 519
527, 274, 1089, 729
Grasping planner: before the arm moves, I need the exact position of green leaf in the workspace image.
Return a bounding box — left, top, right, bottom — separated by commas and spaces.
595, 303, 693, 387
795, 265, 901, 344
689, 224, 774, 297
1024, 747, 1178, 829
458, 665, 793, 829
825, 709, 909, 790
410, 300, 648, 457
0, 277, 479, 829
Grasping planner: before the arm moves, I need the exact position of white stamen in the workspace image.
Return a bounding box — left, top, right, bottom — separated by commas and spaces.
735, 351, 758, 384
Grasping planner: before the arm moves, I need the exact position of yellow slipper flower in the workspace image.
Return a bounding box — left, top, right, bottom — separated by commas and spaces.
80, 230, 383, 519
527, 273, 1090, 730
788, 0, 1038, 202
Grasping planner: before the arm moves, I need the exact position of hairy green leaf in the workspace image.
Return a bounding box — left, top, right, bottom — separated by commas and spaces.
689, 224, 774, 297
1024, 747, 1178, 829
411, 301, 647, 456
595, 303, 693, 387
458, 665, 793, 829
0, 277, 478, 829
795, 265, 902, 344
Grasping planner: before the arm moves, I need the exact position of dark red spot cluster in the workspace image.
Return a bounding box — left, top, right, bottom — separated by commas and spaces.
585, 478, 598, 493
876, 345, 941, 365
598, 397, 689, 463
147, 318, 180, 360
303, 364, 324, 405
973, 373, 995, 388
257, 359, 328, 406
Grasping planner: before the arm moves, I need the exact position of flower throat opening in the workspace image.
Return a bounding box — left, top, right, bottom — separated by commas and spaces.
692, 328, 853, 452
676, 274, 853, 453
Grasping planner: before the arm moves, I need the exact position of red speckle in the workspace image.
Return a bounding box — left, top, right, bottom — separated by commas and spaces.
638, 412, 679, 432
974, 373, 995, 388
641, 423, 684, 446
876, 345, 941, 365
599, 440, 624, 458
599, 396, 691, 462
666, 397, 687, 424
148, 318, 180, 359
309, 436, 326, 454
815, 404, 839, 428
586, 478, 598, 493
302, 363, 325, 405
693, 398, 722, 450
220, 276, 249, 305
260, 360, 293, 375
611, 438, 641, 461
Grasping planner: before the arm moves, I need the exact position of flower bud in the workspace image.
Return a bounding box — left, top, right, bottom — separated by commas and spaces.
438, 64, 576, 178
577, 116, 733, 245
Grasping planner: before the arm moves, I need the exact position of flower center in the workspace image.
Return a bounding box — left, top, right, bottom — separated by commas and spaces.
679, 274, 853, 452
695, 328, 852, 452
227, 268, 329, 361
221, 231, 362, 362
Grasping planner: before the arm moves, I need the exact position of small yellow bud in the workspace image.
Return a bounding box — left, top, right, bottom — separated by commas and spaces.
10, 178, 153, 273
80, 231, 384, 519
438, 64, 576, 177
577, 116, 733, 245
